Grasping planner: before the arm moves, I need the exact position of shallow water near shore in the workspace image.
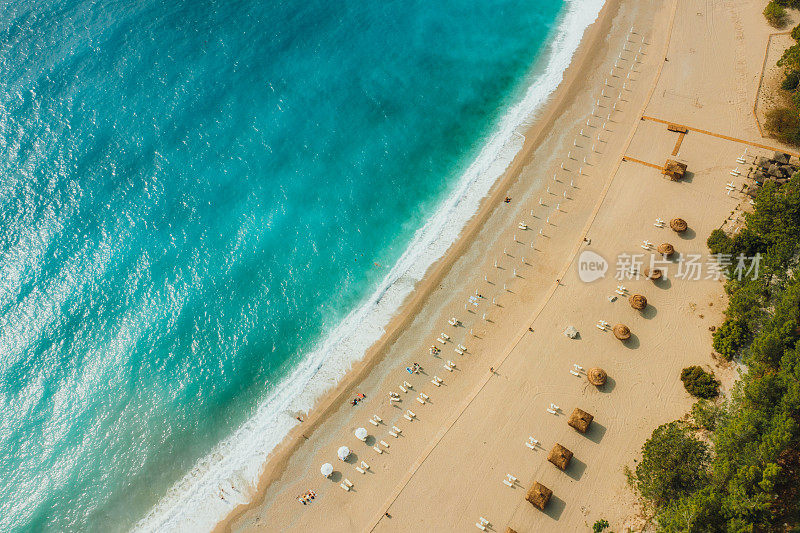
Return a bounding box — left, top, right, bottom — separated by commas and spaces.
0, 0, 608, 530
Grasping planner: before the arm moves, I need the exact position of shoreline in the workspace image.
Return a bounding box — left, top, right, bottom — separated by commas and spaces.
212, 0, 622, 530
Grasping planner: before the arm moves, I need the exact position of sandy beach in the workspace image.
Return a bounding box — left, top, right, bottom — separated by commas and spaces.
214, 0, 798, 531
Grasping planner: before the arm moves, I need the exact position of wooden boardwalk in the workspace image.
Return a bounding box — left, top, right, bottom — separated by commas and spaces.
641, 115, 800, 157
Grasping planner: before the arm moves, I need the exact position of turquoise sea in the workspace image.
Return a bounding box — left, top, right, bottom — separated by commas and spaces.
0, 0, 606, 530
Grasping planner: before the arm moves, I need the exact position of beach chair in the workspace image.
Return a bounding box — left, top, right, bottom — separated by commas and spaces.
570, 369, 580, 376
380, 440, 389, 448
340, 483, 350, 491
399, 385, 407, 393
454, 348, 464, 355
416, 396, 425, 405
369, 418, 379, 426
551, 403, 560, 410
525, 441, 536, 450
507, 474, 518, 483
402, 381, 412, 389
373, 415, 382, 423
389, 430, 398, 437
574, 364, 584, 371
407, 410, 416, 418
528, 437, 539, 446
448, 317, 458, 326
475, 523, 486, 531
441, 332, 450, 340
392, 426, 401, 433
503, 479, 513, 487
436, 338, 445, 345
344, 479, 353, 487
403, 413, 413, 421
389, 396, 400, 403
479, 517, 489, 526
373, 446, 383, 454
596, 323, 607, 331
431, 379, 440, 386
444, 363, 453, 371
361, 461, 370, 469
547, 408, 557, 415
356, 467, 365, 474
420, 393, 429, 400
457, 344, 466, 351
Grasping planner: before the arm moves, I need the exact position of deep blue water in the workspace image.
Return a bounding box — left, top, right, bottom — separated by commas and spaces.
0, 0, 564, 530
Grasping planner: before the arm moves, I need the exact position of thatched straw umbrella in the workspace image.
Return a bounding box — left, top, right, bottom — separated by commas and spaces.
568, 407, 594, 433
643, 267, 663, 280
547, 443, 573, 471
657, 243, 675, 257
525, 482, 552, 510
613, 323, 631, 340
588, 367, 607, 386
670, 218, 688, 233
629, 294, 647, 310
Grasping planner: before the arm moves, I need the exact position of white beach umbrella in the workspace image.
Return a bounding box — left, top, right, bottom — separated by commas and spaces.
320, 463, 334, 477
337, 446, 350, 461
354, 427, 368, 441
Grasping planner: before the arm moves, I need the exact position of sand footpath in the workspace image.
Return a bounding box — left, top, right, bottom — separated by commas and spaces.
215, 0, 796, 531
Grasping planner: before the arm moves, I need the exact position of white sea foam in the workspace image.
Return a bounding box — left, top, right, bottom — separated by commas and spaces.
134, 1, 606, 530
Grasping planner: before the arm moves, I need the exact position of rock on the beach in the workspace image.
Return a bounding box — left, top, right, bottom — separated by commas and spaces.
563, 326, 579, 339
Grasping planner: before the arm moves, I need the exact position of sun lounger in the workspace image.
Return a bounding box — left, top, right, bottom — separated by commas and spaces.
448, 317, 458, 326
407, 410, 416, 418
361, 461, 370, 469
369, 419, 379, 426
458, 344, 466, 351
441, 333, 450, 340
436, 338, 446, 345
389, 396, 400, 402
570, 369, 580, 376
392, 426, 401, 433
380, 440, 389, 448
399, 385, 407, 393
404, 414, 413, 421
528, 437, 539, 446
475, 523, 486, 531
373, 415, 382, 422
340, 483, 350, 491
403, 381, 412, 389
420, 393, 429, 400
525, 441, 536, 450
596, 324, 607, 331
615, 289, 625, 295
551, 403, 560, 410
444, 363, 453, 371
454, 349, 464, 355
373, 446, 383, 454
503, 479, 513, 487
356, 466, 365, 474
574, 364, 584, 371
547, 408, 557, 415
431, 379, 440, 386
507, 474, 518, 482
344, 479, 353, 487
480, 517, 489, 526
389, 430, 398, 437
416, 397, 425, 404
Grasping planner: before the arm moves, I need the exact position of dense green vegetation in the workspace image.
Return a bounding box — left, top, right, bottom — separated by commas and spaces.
630, 175, 800, 530
771, 18, 800, 144
764, 1, 788, 27
680, 366, 720, 399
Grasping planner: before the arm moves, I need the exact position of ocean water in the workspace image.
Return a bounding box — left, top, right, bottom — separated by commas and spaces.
0, 0, 605, 530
